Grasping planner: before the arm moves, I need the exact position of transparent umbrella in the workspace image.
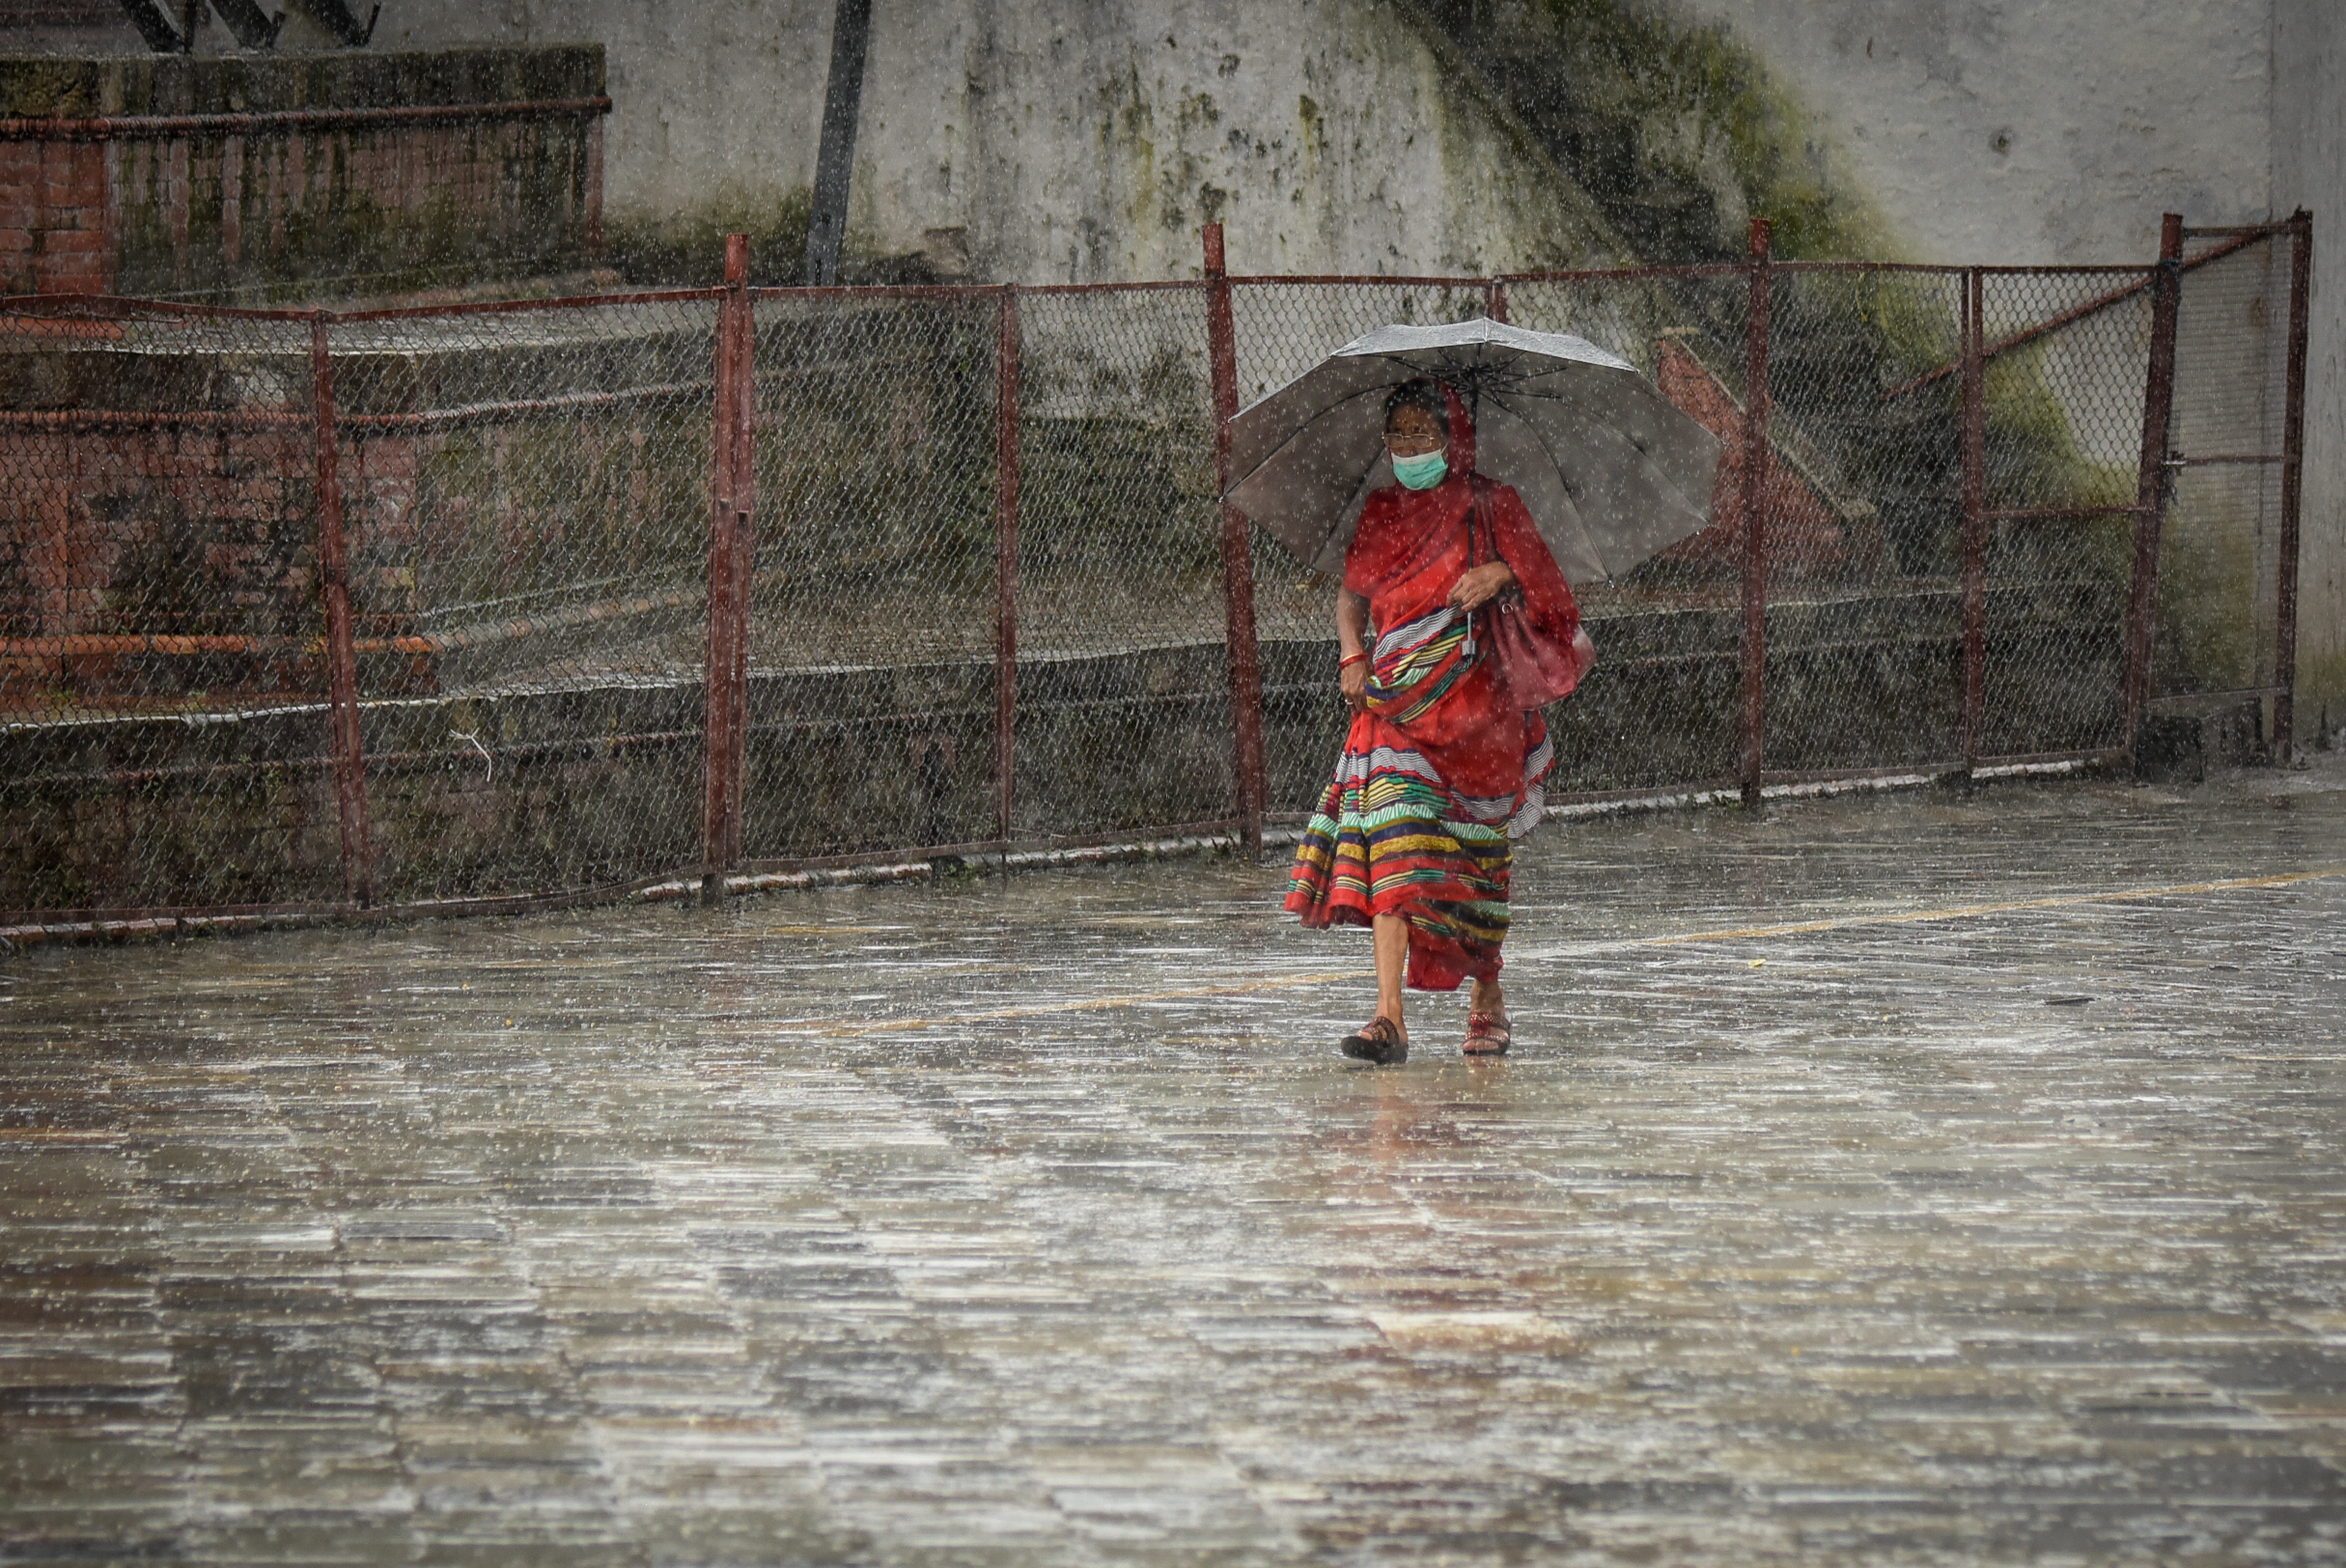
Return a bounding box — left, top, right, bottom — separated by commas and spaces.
1223, 319, 1724, 580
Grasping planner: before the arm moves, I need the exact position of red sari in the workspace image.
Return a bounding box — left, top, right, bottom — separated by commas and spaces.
1284, 393, 1585, 991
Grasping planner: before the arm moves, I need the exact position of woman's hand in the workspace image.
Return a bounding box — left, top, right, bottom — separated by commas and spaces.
1449, 561, 1518, 614
1340, 658, 1370, 713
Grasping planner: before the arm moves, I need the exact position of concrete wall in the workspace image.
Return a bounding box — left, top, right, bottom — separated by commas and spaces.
2273, 0, 2345, 737
364, 0, 1627, 282
1662, 0, 2276, 265
366, 0, 837, 272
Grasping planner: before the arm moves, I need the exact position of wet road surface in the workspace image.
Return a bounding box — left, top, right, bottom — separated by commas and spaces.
5, 761, 2346, 1564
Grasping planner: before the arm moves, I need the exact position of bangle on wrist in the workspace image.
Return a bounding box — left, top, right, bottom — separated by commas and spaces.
1338, 652, 1367, 670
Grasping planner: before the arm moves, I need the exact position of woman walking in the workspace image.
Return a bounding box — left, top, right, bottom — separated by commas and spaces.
1284, 379, 1586, 1064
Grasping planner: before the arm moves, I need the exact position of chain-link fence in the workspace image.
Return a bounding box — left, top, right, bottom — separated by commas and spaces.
0, 305, 334, 915
1010, 285, 1229, 841
1966, 266, 2149, 761
2159, 228, 2303, 720
741, 288, 1002, 861
0, 212, 2314, 930
1506, 266, 1755, 792
329, 296, 719, 906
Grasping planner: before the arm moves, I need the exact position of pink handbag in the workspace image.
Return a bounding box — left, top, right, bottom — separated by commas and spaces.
1468, 478, 1596, 711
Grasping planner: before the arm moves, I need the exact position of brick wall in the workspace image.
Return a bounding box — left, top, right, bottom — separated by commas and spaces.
0, 410, 323, 705
0, 47, 605, 300
0, 138, 108, 294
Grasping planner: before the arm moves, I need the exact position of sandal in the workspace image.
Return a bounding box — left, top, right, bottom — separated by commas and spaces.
1338, 1016, 1408, 1066
1462, 1011, 1511, 1056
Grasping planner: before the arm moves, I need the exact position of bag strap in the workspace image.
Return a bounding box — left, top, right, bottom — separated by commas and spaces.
1466, 475, 1507, 573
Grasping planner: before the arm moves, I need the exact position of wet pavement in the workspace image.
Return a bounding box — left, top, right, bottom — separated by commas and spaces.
5, 760, 2346, 1565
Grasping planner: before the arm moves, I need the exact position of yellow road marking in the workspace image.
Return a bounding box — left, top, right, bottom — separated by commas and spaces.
759, 866, 2346, 1039
757, 925, 908, 937
1518, 865, 2346, 956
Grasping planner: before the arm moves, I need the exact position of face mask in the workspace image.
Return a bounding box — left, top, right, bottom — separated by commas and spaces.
1391, 447, 1448, 490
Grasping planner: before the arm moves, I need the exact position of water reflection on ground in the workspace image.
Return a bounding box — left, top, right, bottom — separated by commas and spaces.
5, 760, 2345, 1563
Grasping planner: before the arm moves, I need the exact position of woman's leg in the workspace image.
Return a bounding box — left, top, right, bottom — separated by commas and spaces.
1373, 912, 1410, 1037
1468, 974, 1505, 1022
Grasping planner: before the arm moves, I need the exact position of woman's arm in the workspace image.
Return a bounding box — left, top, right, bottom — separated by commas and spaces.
1337, 585, 1372, 712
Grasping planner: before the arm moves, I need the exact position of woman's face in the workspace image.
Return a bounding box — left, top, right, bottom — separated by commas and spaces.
1384, 404, 1445, 459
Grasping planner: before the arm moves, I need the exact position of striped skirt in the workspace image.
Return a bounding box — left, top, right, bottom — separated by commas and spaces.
1284, 719, 1552, 993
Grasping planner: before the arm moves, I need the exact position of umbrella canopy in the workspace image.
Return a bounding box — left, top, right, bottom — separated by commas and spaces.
1222, 319, 1725, 582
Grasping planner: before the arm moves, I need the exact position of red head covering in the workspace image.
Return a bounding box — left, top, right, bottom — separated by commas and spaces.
1434, 380, 1475, 475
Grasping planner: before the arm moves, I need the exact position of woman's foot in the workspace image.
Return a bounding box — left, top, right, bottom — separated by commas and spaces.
1338, 1016, 1409, 1066
1462, 1011, 1511, 1056
1465, 976, 1507, 1055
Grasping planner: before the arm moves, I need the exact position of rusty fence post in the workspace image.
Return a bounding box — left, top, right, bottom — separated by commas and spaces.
725, 236, 756, 866
1486, 277, 1509, 324
698, 275, 734, 899
584, 113, 604, 258
1739, 217, 1773, 809
1204, 222, 1265, 852
994, 284, 1021, 846
311, 311, 374, 908
701, 234, 753, 899
1959, 266, 1987, 771
2122, 212, 2186, 766
2274, 208, 2312, 763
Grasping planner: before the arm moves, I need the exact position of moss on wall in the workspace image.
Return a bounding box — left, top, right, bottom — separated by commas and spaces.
1407, 0, 1887, 263
602, 184, 964, 289
2300, 649, 2346, 746
1398, 4, 2141, 597
604, 186, 811, 288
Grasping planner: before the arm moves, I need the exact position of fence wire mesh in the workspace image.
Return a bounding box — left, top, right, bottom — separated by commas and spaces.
0, 228, 2311, 925
1507, 269, 1755, 789
1976, 269, 2151, 758
2161, 234, 2294, 709
1755, 266, 1964, 773
1014, 287, 1229, 838
746, 289, 1003, 859
0, 305, 336, 912
330, 299, 718, 903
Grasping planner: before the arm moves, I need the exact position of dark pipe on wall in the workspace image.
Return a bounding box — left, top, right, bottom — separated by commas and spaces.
299, 0, 377, 46
116, 0, 184, 52
803, 0, 874, 286
212, 0, 287, 49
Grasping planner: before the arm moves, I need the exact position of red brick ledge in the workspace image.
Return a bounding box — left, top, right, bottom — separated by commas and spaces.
0, 95, 609, 140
